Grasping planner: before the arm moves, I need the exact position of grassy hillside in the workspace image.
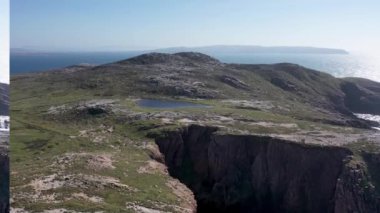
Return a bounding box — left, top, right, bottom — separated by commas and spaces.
10, 52, 380, 212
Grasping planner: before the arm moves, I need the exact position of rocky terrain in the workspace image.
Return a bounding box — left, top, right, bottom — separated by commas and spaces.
0, 83, 8, 116
156, 125, 379, 213
0, 145, 9, 213
10, 52, 380, 212
0, 82, 9, 212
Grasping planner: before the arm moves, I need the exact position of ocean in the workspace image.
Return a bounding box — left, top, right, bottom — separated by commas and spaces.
355, 114, 380, 130
0, 116, 9, 132
10, 52, 141, 74
10, 52, 380, 82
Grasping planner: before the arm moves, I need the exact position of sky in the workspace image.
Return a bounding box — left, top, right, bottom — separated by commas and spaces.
0, 0, 9, 83
10, 0, 380, 54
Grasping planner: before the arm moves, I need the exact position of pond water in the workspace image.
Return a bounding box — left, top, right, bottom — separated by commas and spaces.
137, 99, 209, 109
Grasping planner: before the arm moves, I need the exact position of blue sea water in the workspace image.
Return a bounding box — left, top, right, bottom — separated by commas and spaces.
10, 52, 141, 74
10, 52, 380, 82
216, 53, 380, 82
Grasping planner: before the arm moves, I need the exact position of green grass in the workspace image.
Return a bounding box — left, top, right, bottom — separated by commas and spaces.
10, 103, 185, 212
10, 63, 380, 211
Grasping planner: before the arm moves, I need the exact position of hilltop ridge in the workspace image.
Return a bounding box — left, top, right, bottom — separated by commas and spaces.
14, 52, 380, 127
121, 52, 220, 65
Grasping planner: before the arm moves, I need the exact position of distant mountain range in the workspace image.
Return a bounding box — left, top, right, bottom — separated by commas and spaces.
155, 45, 349, 55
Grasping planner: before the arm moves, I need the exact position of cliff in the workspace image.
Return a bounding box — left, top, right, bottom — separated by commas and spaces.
155, 125, 380, 213
0, 83, 9, 212
0, 83, 8, 116
0, 151, 9, 212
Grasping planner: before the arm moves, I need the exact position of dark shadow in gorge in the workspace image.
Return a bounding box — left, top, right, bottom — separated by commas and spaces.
154, 125, 357, 213
0, 153, 9, 212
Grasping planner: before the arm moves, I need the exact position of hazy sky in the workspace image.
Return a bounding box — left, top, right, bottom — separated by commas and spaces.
10, 0, 380, 53
1, 0, 9, 83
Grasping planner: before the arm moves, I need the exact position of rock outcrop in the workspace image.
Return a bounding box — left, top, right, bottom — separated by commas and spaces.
122, 52, 220, 66
155, 125, 380, 213
334, 153, 380, 213
341, 80, 380, 115
0, 83, 8, 116
220, 75, 249, 90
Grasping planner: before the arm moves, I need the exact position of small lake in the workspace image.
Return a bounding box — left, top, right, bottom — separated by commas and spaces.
137, 99, 209, 109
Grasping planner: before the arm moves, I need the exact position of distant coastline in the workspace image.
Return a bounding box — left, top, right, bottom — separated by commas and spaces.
11, 45, 349, 55
155, 45, 349, 55
11, 47, 380, 84
10, 45, 350, 75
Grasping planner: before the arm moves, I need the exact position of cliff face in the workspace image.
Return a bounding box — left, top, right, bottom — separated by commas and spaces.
155, 125, 379, 213
0, 83, 8, 116
334, 153, 380, 213
341, 80, 380, 115
0, 153, 9, 212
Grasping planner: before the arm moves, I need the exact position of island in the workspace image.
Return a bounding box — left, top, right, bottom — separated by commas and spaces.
156, 45, 349, 55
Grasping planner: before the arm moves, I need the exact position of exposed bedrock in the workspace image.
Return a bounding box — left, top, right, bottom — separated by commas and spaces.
341, 81, 380, 115
155, 125, 379, 213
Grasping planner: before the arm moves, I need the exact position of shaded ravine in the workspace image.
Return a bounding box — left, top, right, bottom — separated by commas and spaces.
154, 125, 379, 213
0, 153, 9, 212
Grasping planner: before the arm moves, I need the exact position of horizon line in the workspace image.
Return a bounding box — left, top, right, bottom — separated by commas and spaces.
10, 44, 350, 54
